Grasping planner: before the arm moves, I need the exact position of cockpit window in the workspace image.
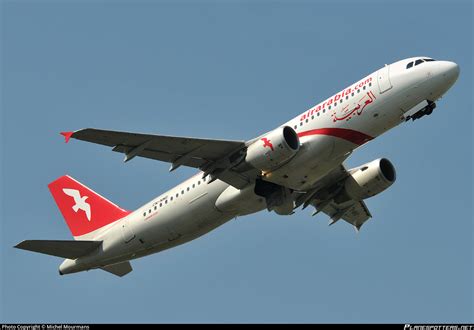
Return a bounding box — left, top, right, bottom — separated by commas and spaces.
407, 58, 436, 69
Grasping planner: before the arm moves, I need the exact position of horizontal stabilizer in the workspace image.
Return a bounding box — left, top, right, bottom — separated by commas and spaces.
101, 261, 133, 277
15, 240, 102, 259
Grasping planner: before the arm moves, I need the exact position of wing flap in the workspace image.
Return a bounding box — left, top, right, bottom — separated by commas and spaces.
15, 240, 102, 259
101, 261, 133, 277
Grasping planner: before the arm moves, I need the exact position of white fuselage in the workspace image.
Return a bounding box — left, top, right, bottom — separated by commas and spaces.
60, 57, 459, 274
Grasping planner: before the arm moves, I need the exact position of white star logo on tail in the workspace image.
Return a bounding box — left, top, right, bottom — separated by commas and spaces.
62, 188, 91, 221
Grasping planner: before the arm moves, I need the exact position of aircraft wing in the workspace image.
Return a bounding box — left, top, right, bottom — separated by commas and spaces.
101, 261, 133, 277
312, 199, 372, 231
64, 128, 255, 189
295, 164, 373, 231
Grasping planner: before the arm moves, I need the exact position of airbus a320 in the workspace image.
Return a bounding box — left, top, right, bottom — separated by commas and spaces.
16, 57, 459, 277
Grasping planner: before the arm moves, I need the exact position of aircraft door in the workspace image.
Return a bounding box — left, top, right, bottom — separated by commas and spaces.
377, 65, 393, 93
121, 219, 136, 243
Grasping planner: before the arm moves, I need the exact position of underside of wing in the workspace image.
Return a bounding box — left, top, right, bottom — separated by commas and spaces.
313, 199, 372, 231
67, 128, 256, 188
101, 261, 133, 277
71, 128, 245, 166
295, 164, 373, 231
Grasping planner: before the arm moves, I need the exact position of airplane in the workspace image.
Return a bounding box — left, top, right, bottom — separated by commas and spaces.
15, 56, 460, 277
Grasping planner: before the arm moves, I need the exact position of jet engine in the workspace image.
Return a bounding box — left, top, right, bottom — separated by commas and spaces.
245, 126, 300, 172
343, 158, 396, 201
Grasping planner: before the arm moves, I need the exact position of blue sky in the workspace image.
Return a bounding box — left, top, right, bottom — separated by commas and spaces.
1, 0, 472, 323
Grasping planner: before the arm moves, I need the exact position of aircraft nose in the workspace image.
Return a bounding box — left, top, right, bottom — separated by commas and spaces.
439, 61, 460, 84
427, 60, 460, 100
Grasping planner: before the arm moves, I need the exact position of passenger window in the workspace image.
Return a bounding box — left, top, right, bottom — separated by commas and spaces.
181, 190, 184, 195
187, 187, 190, 191
148, 210, 151, 214
406, 62, 414, 69
160, 203, 162, 207
198, 181, 201, 185
294, 125, 297, 129
154, 206, 157, 210
415, 59, 424, 66
165, 200, 168, 204
311, 115, 314, 120
143, 212, 146, 217
192, 184, 195, 188
171, 197, 173, 201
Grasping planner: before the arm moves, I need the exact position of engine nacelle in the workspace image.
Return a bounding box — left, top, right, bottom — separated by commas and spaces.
245, 126, 300, 172
344, 158, 396, 200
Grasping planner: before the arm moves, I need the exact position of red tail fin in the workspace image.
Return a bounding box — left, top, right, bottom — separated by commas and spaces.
48, 175, 131, 237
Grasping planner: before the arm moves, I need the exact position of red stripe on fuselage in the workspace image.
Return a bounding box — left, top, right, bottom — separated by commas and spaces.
297, 128, 373, 146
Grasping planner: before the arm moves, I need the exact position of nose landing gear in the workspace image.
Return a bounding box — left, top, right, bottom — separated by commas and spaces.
405, 100, 437, 122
